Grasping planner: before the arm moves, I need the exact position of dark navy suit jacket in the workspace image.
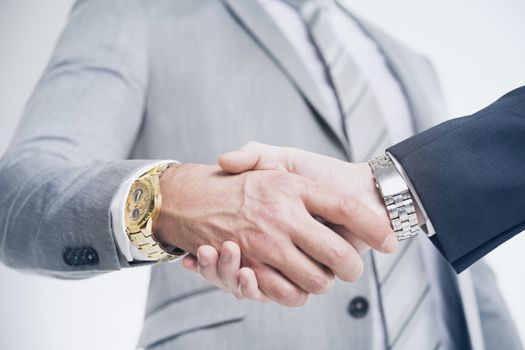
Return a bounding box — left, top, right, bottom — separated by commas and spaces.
389, 86, 525, 273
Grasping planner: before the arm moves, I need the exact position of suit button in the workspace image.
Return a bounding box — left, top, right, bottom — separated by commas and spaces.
348, 296, 369, 318
63, 248, 76, 266
82, 247, 99, 266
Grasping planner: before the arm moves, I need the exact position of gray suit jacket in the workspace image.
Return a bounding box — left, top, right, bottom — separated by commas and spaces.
0, 0, 521, 349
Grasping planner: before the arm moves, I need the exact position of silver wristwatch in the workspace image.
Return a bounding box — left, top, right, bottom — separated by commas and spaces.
368, 154, 420, 241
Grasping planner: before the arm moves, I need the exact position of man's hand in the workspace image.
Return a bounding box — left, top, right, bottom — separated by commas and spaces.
156, 163, 395, 306
219, 142, 391, 253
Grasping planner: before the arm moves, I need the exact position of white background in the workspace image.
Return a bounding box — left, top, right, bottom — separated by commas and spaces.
0, 0, 524, 349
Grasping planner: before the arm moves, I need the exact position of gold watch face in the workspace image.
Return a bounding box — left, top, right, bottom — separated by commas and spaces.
125, 178, 156, 232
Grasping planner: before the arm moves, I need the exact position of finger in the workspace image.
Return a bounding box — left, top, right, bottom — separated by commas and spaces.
328, 224, 371, 255
182, 254, 198, 272
252, 264, 310, 307
217, 241, 244, 299
262, 240, 334, 295
301, 181, 397, 253
291, 217, 363, 282
196, 245, 229, 292
239, 267, 270, 303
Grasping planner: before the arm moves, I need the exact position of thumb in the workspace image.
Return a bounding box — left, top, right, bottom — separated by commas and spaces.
218, 144, 262, 174
218, 142, 286, 174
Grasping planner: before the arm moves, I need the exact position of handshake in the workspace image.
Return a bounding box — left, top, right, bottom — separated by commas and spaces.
155, 142, 398, 307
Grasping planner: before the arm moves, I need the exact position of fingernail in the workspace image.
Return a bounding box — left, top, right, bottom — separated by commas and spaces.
197, 253, 208, 267
220, 249, 231, 263
381, 234, 398, 253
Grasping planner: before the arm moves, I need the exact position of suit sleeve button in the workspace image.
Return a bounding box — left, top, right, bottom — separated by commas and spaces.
83, 248, 99, 266
63, 247, 98, 266
62, 248, 75, 266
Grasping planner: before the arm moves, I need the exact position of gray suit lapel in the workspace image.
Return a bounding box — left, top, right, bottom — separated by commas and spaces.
221, 0, 349, 152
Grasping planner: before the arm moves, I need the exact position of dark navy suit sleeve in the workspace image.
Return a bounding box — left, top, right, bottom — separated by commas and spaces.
388, 86, 525, 273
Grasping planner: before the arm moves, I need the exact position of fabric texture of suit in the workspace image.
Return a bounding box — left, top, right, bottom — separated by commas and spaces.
0, 0, 522, 349
389, 86, 525, 273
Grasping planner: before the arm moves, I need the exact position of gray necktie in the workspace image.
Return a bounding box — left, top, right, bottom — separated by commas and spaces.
283, 1, 441, 348
287, 0, 390, 161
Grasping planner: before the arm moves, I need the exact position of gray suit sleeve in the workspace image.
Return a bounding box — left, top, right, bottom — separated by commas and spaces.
0, 0, 156, 278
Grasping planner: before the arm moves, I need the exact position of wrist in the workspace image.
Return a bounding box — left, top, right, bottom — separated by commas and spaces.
155, 163, 187, 248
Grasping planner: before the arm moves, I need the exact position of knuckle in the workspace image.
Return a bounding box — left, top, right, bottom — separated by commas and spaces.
305, 273, 332, 295
273, 284, 305, 307
243, 141, 261, 150
339, 196, 360, 216
287, 146, 306, 160
246, 232, 282, 261
268, 243, 288, 264
326, 243, 350, 267
248, 233, 287, 263
273, 284, 294, 302
246, 228, 270, 248
246, 228, 275, 249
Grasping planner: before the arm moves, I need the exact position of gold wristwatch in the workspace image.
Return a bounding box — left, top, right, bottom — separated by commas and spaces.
125, 163, 185, 262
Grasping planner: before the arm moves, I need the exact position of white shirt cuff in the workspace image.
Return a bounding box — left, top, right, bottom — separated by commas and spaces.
387, 152, 436, 237
110, 160, 178, 262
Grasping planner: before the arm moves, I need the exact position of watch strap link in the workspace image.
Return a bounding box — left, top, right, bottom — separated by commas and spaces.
128, 229, 185, 262
384, 190, 420, 240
